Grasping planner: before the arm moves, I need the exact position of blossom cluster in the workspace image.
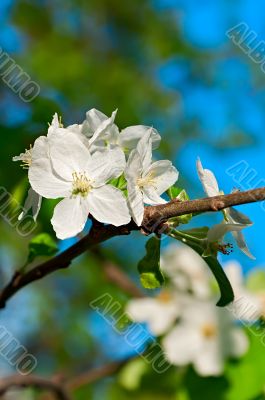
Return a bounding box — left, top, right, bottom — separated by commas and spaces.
126, 244, 263, 376
13, 108, 254, 260
13, 109, 178, 239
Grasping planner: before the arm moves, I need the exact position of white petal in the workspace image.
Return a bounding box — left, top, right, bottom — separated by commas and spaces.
32, 136, 49, 160
193, 339, 224, 376
224, 261, 244, 297
227, 207, 253, 226
125, 149, 142, 181
142, 186, 167, 205
51, 197, 90, 239
145, 160, 179, 195
196, 158, 220, 197
47, 113, 60, 137
162, 325, 200, 366
18, 188, 42, 222
231, 230, 255, 259
228, 328, 249, 357
207, 222, 246, 242
126, 298, 178, 336
29, 157, 71, 199
87, 147, 126, 185
136, 129, 153, 171
89, 109, 117, 146
49, 132, 91, 181
87, 185, 130, 226
127, 180, 145, 226
85, 108, 109, 133
119, 126, 161, 150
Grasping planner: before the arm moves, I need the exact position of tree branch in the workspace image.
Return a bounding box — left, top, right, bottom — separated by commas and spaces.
0, 375, 71, 400
91, 247, 144, 298
0, 186, 264, 309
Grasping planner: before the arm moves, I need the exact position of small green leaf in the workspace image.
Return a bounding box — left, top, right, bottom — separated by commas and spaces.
167, 185, 186, 200
109, 174, 127, 190
28, 233, 58, 264
138, 237, 164, 289
167, 187, 192, 225
181, 227, 209, 239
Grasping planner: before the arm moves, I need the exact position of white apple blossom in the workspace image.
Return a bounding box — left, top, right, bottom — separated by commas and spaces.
125, 130, 179, 226
28, 132, 130, 239
225, 261, 264, 321
196, 158, 254, 259
160, 244, 212, 299
81, 108, 161, 153
126, 290, 181, 336
12, 113, 66, 221
162, 298, 249, 376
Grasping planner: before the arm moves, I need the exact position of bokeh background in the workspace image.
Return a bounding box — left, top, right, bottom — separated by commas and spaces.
1, 0, 265, 399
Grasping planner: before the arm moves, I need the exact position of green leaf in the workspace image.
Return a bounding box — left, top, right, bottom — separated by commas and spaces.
109, 174, 127, 190
168, 229, 234, 306
167, 186, 187, 200
167, 187, 192, 225
138, 237, 164, 289
225, 328, 265, 400
181, 227, 209, 239
27, 233, 58, 264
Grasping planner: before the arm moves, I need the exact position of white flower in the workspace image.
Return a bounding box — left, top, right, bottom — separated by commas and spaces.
12, 113, 64, 221
125, 130, 179, 226
18, 187, 42, 222
162, 299, 248, 376
160, 244, 212, 299
126, 290, 181, 336
13, 143, 40, 221
82, 108, 161, 153
28, 132, 130, 239
196, 158, 254, 259
225, 261, 263, 321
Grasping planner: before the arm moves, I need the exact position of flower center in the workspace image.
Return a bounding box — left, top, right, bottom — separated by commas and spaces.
157, 290, 172, 303
137, 172, 156, 189
201, 323, 217, 338
72, 172, 92, 197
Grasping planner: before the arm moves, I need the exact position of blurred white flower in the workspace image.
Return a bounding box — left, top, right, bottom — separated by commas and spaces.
160, 244, 211, 299
125, 129, 178, 225
29, 132, 130, 239
225, 261, 264, 321
162, 298, 249, 376
126, 290, 181, 336
196, 158, 254, 259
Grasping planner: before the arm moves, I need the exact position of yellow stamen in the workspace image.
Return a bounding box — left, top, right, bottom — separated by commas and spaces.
72, 172, 92, 197
201, 323, 217, 338
137, 172, 157, 189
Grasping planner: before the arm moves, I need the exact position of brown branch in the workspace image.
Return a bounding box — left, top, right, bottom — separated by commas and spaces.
91, 247, 144, 298
0, 357, 138, 399
66, 357, 134, 391
0, 187, 264, 309
0, 375, 71, 400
